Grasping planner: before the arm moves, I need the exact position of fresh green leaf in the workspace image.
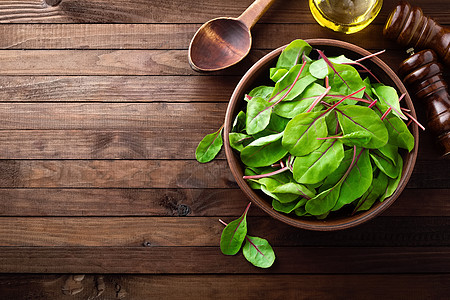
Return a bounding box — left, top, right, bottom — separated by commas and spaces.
272, 198, 308, 214
370, 150, 400, 178
293, 139, 344, 184
354, 171, 389, 212
378, 143, 398, 165
220, 203, 251, 255
282, 111, 327, 156
248, 86, 275, 101
246, 97, 272, 135
241, 132, 288, 167
276, 39, 312, 69
337, 105, 388, 148
380, 153, 404, 202
269, 68, 288, 82
195, 126, 223, 163
382, 114, 415, 151
232, 111, 246, 132
274, 83, 327, 118
373, 85, 407, 120
332, 148, 372, 211
229, 132, 253, 152
243, 235, 276, 268
270, 64, 315, 103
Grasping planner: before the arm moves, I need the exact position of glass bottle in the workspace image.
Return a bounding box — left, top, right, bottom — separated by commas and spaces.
309, 0, 383, 34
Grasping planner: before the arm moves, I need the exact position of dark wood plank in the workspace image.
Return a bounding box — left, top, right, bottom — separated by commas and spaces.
0, 274, 449, 299
0, 129, 439, 160
0, 130, 222, 159
0, 24, 398, 50
0, 216, 447, 247
0, 188, 447, 217
0, 103, 226, 130
0, 49, 421, 76
0, 160, 237, 189
0, 159, 447, 189
0, 76, 239, 102
0, 0, 447, 24
0, 246, 449, 273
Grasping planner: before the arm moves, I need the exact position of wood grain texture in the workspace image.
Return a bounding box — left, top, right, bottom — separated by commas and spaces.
0, 130, 440, 160
0, 246, 449, 273
0, 24, 397, 50
0, 159, 447, 189
0, 49, 420, 76
0, 188, 447, 217
0, 103, 226, 130
0, 274, 449, 300
0, 0, 447, 24
0, 216, 448, 247
0, 76, 239, 102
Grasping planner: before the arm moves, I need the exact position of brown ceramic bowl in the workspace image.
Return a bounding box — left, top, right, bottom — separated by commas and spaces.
224, 39, 419, 231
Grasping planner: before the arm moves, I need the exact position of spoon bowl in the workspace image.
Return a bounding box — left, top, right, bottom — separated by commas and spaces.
188, 0, 276, 72
188, 18, 251, 72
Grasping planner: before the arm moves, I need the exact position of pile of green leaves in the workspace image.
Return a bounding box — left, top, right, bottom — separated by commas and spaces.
220, 202, 275, 268
196, 39, 415, 219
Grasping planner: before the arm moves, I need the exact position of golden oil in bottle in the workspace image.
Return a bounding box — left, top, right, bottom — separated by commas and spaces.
309, 0, 383, 34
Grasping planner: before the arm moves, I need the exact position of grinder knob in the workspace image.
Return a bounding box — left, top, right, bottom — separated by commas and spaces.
398, 49, 450, 157
384, 1, 450, 66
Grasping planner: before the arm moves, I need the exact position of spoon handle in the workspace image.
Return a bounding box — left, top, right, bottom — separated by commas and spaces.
237, 0, 277, 29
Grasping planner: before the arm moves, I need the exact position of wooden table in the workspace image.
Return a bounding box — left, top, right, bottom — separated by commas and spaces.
0, 0, 449, 298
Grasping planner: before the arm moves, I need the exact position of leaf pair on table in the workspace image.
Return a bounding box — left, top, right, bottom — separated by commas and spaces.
220, 203, 275, 268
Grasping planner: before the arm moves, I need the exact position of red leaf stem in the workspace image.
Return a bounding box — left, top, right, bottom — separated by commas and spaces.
306, 86, 331, 112
404, 111, 426, 130
368, 99, 378, 108
380, 107, 392, 120
243, 166, 290, 180
355, 50, 385, 62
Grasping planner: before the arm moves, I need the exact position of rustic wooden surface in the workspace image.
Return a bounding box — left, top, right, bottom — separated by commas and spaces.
0, 0, 449, 299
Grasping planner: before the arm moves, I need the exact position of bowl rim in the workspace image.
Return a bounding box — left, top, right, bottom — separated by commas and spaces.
224, 38, 419, 231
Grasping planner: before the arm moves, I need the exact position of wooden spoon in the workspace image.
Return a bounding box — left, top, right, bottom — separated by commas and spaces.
188, 0, 276, 72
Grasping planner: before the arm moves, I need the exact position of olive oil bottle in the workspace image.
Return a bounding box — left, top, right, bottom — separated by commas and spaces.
309, 0, 383, 34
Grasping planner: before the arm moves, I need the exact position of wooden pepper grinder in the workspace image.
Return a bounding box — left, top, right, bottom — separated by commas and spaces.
398, 49, 450, 157
384, 1, 450, 66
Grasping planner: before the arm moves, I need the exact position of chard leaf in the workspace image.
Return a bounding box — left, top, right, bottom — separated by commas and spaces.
261, 185, 299, 203
244, 168, 262, 190
382, 114, 415, 152
271, 182, 315, 199
276, 39, 312, 69
248, 86, 275, 101
329, 64, 366, 104
332, 148, 372, 211
241, 132, 288, 167
243, 235, 276, 268
274, 83, 327, 118
309, 55, 354, 79
232, 111, 246, 132
270, 64, 315, 103
340, 131, 372, 147
220, 203, 250, 255
246, 97, 272, 135
293, 139, 344, 184
326, 110, 339, 135
272, 198, 308, 214
370, 150, 400, 178
269, 68, 288, 82
373, 85, 407, 120
229, 132, 253, 152
305, 180, 342, 216
195, 126, 223, 163
378, 143, 398, 165
354, 171, 389, 212
337, 105, 388, 149
380, 153, 403, 202
363, 77, 374, 98
282, 111, 327, 156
